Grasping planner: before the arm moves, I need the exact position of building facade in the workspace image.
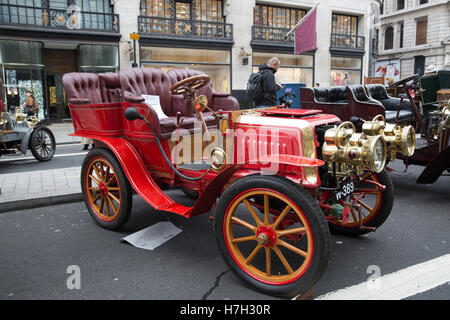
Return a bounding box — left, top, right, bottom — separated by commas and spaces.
0, 0, 120, 120
375, 0, 450, 84
0, 0, 379, 119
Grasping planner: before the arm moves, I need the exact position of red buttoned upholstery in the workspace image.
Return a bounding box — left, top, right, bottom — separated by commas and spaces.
62, 73, 103, 105
99, 73, 123, 103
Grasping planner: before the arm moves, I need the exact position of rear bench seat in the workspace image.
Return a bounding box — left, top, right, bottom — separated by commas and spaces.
365, 84, 414, 123
118, 67, 218, 140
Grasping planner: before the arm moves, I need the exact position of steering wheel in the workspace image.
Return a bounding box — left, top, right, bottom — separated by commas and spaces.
169, 75, 211, 97
389, 74, 419, 88
169, 74, 212, 142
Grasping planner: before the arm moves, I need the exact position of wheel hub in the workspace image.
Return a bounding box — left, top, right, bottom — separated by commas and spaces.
256, 226, 276, 247
98, 182, 108, 197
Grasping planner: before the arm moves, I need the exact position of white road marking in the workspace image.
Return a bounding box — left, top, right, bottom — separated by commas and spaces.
0, 152, 87, 162
314, 254, 450, 300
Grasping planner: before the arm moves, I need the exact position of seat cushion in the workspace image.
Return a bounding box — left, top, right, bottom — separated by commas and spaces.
380, 98, 413, 112
159, 112, 217, 140
385, 110, 414, 123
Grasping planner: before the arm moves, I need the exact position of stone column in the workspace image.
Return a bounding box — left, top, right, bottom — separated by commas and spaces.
115, 0, 141, 70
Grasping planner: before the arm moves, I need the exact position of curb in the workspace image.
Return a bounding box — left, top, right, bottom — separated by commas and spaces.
0, 193, 84, 214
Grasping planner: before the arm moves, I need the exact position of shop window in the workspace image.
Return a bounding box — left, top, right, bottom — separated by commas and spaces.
330, 56, 362, 85
254, 4, 306, 29
416, 18, 427, 45
78, 45, 119, 73
0, 40, 45, 117
399, 22, 404, 48
140, 0, 223, 22
252, 52, 314, 87
140, 46, 231, 93
384, 26, 394, 50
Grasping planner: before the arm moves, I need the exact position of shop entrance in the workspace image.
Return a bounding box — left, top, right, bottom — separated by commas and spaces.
44, 48, 77, 120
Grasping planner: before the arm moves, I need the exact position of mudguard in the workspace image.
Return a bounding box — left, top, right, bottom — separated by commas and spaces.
417, 146, 450, 184
89, 136, 192, 216
85, 136, 325, 218
19, 122, 45, 154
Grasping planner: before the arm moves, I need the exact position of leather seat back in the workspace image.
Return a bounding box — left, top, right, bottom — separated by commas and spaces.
118, 67, 175, 115
99, 73, 123, 103
62, 72, 103, 104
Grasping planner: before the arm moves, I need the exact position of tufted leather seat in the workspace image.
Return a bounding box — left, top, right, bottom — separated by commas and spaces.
313, 88, 328, 102
62, 73, 103, 105
167, 69, 239, 112
99, 73, 123, 103
119, 67, 217, 140
327, 86, 348, 104
365, 84, 414, 122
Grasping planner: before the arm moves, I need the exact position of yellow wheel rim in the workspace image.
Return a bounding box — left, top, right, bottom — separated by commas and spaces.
223, 189, 314, 285
85, 157, 122, 222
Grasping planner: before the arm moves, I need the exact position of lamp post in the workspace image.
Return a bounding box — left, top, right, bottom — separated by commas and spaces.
130, 33, 140, 68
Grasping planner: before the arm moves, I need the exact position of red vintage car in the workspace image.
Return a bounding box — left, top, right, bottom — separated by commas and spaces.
63, 68, 414, 298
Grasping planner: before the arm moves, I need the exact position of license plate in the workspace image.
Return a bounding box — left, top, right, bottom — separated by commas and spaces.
335, 180, 356, 202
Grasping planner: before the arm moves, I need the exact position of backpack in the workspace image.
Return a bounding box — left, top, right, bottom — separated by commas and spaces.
247, 72, 264, 102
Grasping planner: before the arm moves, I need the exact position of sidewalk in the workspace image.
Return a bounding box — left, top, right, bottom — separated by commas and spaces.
47, 120, 81, 145
0, 167, 83, 213
0, 121, 85, 213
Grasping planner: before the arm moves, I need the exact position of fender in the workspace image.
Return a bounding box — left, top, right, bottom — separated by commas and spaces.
88, 135, 192, 217
20, 122, 46, 155
417, 146, 450, 184
188, 155, 324, 217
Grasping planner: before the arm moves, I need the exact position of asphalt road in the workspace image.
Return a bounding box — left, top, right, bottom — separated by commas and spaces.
0, 159, 448, 301
0, 144, 87, 174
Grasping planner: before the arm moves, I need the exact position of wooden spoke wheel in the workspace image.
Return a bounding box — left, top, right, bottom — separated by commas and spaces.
214, 175, 330, 298
327, 169, 394, 235
30, 126, 56, 162
81, 148, 132, 230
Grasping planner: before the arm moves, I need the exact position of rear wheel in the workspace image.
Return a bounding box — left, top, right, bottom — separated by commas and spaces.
326, 169, 394, 235
214, 175, 330, 298
30, 126, 56, 162
81, 148, 132, 230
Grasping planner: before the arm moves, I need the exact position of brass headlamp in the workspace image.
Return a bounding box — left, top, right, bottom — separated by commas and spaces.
322, 121, 387, 177
362, 115, 415, 160
14, 107, 26, 124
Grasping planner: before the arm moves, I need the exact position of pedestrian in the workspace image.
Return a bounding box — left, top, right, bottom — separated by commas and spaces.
254, 57, 283, 107
81, 137, 94, 151
21, 90, 39, 117
315, 83, 320, 87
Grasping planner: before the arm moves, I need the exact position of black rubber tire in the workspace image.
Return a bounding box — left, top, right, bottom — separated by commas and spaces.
81, 148, 132, 230
214, 175, 331, 298
328, 169, 394, 236
29, 126, 56, 162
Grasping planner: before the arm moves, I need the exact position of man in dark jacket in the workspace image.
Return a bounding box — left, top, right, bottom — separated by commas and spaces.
255, 57, 283, 107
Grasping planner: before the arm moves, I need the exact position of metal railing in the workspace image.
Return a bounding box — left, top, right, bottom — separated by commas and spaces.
252, 25, 293, 42
138, 16, 233, 40
330, 33, 365, 50
0, 4, 119, 33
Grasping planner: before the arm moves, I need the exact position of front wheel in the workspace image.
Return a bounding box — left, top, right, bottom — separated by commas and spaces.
214, 175, 331, 298
81, 148, 132, 230
326, 169, 394, 235
30, 126, 56, 162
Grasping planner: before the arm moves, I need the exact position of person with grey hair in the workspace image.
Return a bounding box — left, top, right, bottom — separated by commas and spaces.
254, 57, 283, 107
